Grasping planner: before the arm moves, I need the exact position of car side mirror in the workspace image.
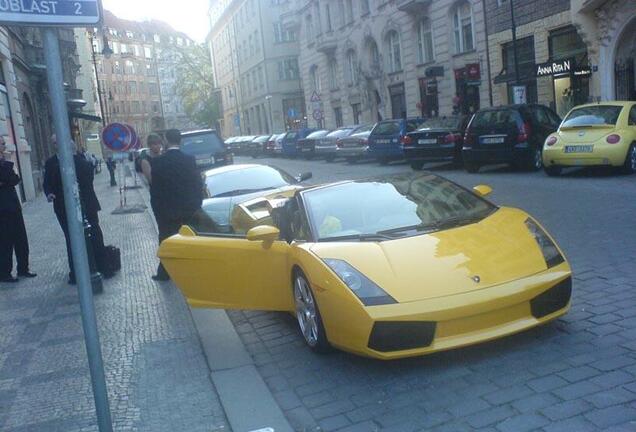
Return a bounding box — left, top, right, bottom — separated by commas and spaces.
297, 172, 312, 182
246, 225, 280, 243
473, 185, 493, 197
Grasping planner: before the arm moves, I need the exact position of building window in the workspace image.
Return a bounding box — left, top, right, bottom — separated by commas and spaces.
329, 58, 338, 90
452, 1, 474, 54
334, 107, 343, 127
310, 65, 321, 92
385, 30, 402, 72
325, 3, 333, 32
345, 49, 358, 85
346, 0, 354, 23
144, 46, 152, 58
417, 19, 434, 64
278, 59, 299, 80
501, 36, 537, 104
351, 103, 361, 123
306, 15, 314, 41
360, 0, 369, 15
338, 0, 346, 27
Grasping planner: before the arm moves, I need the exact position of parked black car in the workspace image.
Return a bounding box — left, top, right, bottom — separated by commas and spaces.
248, 135, 272, 158
403, 115, 471, 170
462, 104, 561, 173
180, 129, 233, 170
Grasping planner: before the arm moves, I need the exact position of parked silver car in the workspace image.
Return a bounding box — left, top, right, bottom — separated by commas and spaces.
334, 124, 375, 163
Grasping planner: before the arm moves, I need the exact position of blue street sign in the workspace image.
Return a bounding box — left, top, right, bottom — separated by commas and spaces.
234, 114, 240, 127
287, 108, 297, 118
0, 0, 101, 26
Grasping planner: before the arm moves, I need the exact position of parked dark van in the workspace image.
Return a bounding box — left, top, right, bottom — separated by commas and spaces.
180, 129, 233, 170
462, 105, 561, 173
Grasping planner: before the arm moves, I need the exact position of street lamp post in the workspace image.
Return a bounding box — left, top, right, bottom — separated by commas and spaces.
265, 95, 273, 134
89, 30, 113, 127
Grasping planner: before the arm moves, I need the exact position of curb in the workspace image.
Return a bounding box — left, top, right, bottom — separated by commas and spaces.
134, 176, 293, 432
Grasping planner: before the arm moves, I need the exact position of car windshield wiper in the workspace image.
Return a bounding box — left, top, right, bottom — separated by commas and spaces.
213, 187, 276, 198
377, 214, 489, 236
319, 233, 394, 242
377, 223, 436, 236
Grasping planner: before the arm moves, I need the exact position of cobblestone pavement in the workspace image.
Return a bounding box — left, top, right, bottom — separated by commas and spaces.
229, 156, 636, 431
0, 169, 228, 431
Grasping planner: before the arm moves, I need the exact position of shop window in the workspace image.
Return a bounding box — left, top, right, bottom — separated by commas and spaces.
352, 103, 361, 124
549, 26, 590, 116
334, 107, 343, 127
419, 78, 439, 118
501, 36, 538, 104
389, 83, 406, 119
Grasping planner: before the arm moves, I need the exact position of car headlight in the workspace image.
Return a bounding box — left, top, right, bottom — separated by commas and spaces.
525, 218, 564, 268
323, 259, 397, 306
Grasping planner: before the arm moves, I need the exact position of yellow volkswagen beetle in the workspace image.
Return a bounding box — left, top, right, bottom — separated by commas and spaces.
159, 173, 571, 360
543, 101, 636, 175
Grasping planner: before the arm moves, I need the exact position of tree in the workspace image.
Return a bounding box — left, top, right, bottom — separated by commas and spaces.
172, 44, 220, 129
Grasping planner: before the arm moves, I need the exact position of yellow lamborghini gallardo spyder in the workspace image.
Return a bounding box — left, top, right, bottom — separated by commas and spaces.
159, 172, 572, 360
543, 101, 636, 175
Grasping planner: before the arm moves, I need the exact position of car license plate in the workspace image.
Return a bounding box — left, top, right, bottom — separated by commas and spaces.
418, 138, 437, 145
480, 136, 505, 144
564, 145, 593, 153
376, 139, 391, 144
196, 157, 214, 165
302, 147, 311, 152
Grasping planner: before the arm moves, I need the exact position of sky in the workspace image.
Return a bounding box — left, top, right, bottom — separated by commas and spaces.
102, 0, 210, 42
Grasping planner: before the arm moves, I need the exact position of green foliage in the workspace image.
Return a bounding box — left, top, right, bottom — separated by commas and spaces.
173, 44, 220, 128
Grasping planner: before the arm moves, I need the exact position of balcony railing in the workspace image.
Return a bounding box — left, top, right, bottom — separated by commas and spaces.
315, 33, 337, 54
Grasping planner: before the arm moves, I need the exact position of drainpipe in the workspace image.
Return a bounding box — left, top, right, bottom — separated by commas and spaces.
482, 0, 494, 106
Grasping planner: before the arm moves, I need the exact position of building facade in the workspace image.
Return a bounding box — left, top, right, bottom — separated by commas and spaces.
90, 11, 196, 141
208, 0, 305, 137
283, 0, 490, 130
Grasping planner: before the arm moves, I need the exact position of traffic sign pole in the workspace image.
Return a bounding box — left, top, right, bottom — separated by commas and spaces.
42, 28, 114, 432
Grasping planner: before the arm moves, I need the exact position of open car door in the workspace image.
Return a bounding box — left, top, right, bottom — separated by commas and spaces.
159, 195, 295, 311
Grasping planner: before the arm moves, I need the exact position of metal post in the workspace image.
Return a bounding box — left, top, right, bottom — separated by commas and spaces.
42, 28, 114, 432
509, 0, 520, 85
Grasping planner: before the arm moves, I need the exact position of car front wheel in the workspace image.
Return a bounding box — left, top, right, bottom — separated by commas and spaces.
544, 165, 562, 177
294, 271, 330, 353
527, 146, 543, 171
410, 161, 424, 171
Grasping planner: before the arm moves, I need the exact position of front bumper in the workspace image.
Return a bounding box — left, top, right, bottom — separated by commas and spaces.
336, 146, 368, 157
323, 263, 572, 360
543, 143, 629, 167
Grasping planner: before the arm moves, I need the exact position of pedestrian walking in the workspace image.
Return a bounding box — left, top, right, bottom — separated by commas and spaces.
43, 136, 109, 285
140, 133, 163, 185
0, 136, 36, 283
150, 129, 203, 281
106, 155, 117, 186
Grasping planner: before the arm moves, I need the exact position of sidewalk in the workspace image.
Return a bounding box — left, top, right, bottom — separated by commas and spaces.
0, 169, 228, 431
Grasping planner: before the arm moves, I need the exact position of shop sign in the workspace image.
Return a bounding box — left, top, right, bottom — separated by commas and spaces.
536, 58, 574, 77
512, 85, 527, 104
466, 63, 481, 80
425, 66, 444, 78
573, 67, 592, 77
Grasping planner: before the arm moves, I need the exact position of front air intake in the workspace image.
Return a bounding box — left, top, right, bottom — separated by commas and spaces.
530, 277, 572, 319
368, 321, 436, 352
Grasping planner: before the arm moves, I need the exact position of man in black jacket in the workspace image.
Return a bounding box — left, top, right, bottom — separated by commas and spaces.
43, 136, 106, 284
0, 137, 36, 282
150, 129, 203, 281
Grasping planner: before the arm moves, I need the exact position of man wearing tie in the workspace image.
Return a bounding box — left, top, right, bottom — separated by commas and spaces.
0, 136, 36, 282
150, 129, 203, 281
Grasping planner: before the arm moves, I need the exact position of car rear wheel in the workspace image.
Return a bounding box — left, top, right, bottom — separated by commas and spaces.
294, 271, 330, 353
622, 143, 636, 175
544, 166, 562, 177
465, 162, 480, 173
410, 161, 424, 171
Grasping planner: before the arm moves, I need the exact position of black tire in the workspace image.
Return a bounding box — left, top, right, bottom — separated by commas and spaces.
293, 270, 330, 353
544, 166, 562, 177
465, 162, 480, 173
410, 161, 424, 171
526, 146, 543, 171
621, 143, 636, 175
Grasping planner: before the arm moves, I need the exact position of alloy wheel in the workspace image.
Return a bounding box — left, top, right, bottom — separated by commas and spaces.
534, 147, 543, 170
294, 276, 318, 346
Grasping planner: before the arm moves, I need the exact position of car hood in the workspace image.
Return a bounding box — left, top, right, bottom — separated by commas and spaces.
309, 208, 548, 303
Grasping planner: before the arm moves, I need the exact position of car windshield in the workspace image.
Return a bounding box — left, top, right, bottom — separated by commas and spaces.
353, 124, 373, 134
327, 128, 354, 138
373, 121, 401, 135
303, 174, 496, 241
205, 166, 296, 197
562, 105, 623, 127
254, 136, 270, 142
286, 131, 298, 139
418, 116, 461, 129
306, 130, 330, 139
181, 133, 224, 154
471, 110, 519, 128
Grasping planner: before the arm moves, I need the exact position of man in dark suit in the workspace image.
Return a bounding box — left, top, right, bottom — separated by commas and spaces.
43, 136, 106, 285
0, 136, 36, 282
150, 129, 203, 281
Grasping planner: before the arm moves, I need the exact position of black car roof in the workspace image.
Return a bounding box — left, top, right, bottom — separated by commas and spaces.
181, 129, 219, 136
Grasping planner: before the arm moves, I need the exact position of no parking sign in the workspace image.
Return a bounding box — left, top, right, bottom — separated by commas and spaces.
102, 123, 138, 152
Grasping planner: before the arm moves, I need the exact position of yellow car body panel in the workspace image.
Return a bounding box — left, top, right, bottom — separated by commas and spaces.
158, 206, 572, 360
543, 101, 636, 167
